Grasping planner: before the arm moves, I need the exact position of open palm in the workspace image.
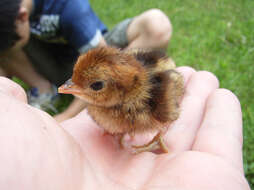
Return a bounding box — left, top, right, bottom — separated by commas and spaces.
0, 67, 250, 190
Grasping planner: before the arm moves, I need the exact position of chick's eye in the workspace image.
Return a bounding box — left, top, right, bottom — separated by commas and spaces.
90, 81, 104, 91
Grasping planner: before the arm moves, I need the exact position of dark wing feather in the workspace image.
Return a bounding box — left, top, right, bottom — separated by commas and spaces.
148, 70, 184, 123
125, 49, 167, 67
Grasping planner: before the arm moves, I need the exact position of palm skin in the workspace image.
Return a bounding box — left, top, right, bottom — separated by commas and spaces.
0, 67, 250, 190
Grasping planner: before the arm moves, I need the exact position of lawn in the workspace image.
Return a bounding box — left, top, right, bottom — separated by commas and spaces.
90, 0, 254, 187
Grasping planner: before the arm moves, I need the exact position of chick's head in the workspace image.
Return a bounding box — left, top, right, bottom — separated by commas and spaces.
59, 47, 148, 107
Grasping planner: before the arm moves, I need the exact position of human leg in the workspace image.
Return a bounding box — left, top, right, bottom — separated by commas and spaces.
103, 18, 133, 48
1, 49, 52, 94
21, 37, 75, 111
104, 9, 172, 50
126, 9, 172, 49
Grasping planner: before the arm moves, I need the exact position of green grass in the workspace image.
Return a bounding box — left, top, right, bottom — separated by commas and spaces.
90, 0, 254, 187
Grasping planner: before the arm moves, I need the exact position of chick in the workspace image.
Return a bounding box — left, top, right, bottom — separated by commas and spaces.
58, 47, 184, 153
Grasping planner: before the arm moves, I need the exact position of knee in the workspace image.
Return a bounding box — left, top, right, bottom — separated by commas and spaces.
140, 9, 172, 45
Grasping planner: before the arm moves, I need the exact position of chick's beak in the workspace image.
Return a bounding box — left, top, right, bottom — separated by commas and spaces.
58, 79, 83, 95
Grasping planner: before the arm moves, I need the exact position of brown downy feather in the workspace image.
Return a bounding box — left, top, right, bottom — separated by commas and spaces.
61, 47, 184, 135
87, 49, 183, 134
125, 49, 176, 72
125, 48, 183, 123
148, 70, 184, 123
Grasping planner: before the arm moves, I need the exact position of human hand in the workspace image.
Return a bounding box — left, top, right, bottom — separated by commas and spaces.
0, 67, 250, 189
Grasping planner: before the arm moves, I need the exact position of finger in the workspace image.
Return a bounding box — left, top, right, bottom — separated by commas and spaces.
192, 89, 244, 172
0, 77, 27, 103
176, 66, 196, 87
61, 110, 110, 150
165, 71, 219, 153
61, 110, 101, 136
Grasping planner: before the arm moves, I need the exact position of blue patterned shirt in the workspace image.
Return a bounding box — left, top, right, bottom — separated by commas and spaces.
30, 0, 107, 53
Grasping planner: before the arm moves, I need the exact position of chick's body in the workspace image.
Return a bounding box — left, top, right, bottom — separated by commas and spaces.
59, 47, 184, 153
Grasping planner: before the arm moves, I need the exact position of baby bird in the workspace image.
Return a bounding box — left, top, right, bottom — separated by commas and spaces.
58, 47, 184, 153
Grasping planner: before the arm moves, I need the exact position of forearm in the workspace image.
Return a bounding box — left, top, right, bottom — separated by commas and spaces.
54, 97, 87, 122
0, 49, 51, 92
64, 98, 88, 117
2, 50, 38, 83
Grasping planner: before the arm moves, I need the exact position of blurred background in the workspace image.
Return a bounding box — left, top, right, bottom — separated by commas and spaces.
90, 0, 254, 187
